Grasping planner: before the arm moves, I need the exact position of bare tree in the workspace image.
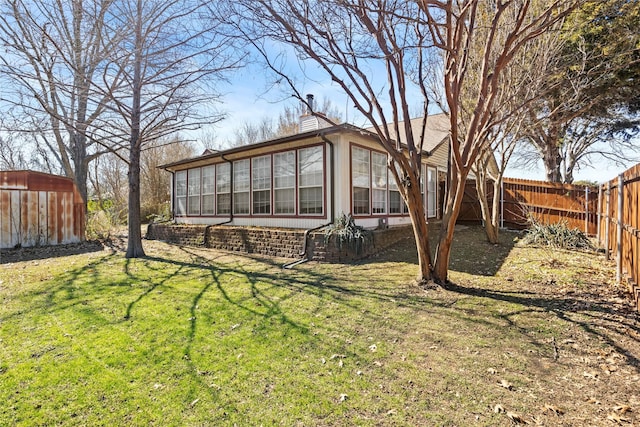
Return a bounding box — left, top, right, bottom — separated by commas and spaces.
274, 97, 342, 136
230, 117, 277, 147
101, 0, 240, 258
421, 0, 577, 279
460, 9, 562, 243
226, 0, 436, 282
141, 138, 197, 220
226, 0, 575, 283
225, 97, 343, 147
0, 131, 27, 170
0, 0, 122, 203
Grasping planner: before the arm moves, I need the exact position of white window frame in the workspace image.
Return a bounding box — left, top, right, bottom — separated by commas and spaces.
216, 163, 231, 215
175, 170, 187, 216
233, 159, 250, 215
252, 155, 272, 215
201, 165, 215, 215
187, 168, 201, 216
298, 146, 324, 215
274, 151, 296, 215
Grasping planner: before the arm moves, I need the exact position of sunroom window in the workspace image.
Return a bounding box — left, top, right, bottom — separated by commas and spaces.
175, 170, 187, 215
274, 151, 295, 214
298, 146, 323, 215
252, 155, 271, 214
216, 163, 231, 215
352, 146, 370, 215
233, 159, 250, 214
202, 165, 215, 215
187, 168, 201, 215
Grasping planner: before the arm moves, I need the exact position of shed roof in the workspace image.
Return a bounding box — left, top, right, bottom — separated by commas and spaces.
0, 170, 76, 192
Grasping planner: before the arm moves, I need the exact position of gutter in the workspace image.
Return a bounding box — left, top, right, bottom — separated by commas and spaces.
283, 133, 336, 269
204, 153, 234, 246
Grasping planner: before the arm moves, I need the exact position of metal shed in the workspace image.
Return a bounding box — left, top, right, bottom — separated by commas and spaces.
0, 171, 85, 249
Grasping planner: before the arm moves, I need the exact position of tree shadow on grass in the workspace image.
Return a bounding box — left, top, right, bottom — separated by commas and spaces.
351, 224, 518, 277
0, 240, 105, 264
444, 280, 640, 368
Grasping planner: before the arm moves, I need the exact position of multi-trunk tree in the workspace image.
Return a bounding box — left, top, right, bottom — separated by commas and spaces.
226, 0, 577, 283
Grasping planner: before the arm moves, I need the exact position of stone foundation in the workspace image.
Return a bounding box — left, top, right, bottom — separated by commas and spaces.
146, 223, 414, 262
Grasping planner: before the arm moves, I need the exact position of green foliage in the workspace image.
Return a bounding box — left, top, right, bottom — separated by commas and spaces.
85, 210, 116, 240
144, 201, 171, 224
520, 215, 594, 251
324, 213, 373, 255
87, 199, 114, 212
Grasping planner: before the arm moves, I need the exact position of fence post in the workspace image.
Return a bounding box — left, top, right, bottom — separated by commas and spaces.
617, 174, 624, 285
584, 186, 589, 234
605, 181, 611, 260
597, 185, 602, 244
500, 179, 504, 229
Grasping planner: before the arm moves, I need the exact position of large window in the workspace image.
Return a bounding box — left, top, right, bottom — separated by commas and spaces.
216, 163, 231, 215
202, 166, 215, 215
233, 159, 250, 214
175, 170, 187, 215
352, 147, 419, 217
427, 166, 437, 218
298, 146, 323, 215
389, 162, 407, 215
187, 168, 201, 215
252, 155, 271, 214
371, 152, 387, 214
274, 151, 295, 214
174, 145, 325, 218
352, 146, 370, 215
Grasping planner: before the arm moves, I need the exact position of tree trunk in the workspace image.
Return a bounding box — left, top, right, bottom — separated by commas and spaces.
433, 168, 469, 283
404, 181, 433, 284
490, 177, 502, 241
126, 143, 145, 258
475, 170, 499, 244
72, 133, 89, 205
542, 125, 563, 182
126, 0, 145, 259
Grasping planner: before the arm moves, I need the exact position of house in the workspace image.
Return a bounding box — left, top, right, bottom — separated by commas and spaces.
158, 101, 450, 232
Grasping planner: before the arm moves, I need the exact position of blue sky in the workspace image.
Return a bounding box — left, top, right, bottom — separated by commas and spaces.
210, 55, 633, 186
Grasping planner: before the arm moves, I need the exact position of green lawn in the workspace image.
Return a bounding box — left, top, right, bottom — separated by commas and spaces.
1, 226, 638, 426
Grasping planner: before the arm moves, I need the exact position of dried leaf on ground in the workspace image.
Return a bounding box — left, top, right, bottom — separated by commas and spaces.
499, 379, 514, 390
506, 411, 527, 424
607, 412, 630, 423
543, 404, 564, 415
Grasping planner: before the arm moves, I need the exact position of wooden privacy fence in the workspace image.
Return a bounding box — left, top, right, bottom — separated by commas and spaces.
458, 177, 599, 235
598, 164, 640, 310
460, 171, 640, 310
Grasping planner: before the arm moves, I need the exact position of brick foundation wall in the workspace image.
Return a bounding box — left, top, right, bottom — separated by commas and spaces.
146, 223, 414, 262
307, 226, 413, 262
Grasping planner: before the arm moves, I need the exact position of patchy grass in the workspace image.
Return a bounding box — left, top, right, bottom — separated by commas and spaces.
1, 226, 639, 426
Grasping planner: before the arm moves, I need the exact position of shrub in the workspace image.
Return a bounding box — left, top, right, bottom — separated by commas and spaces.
520, 215, 594, 251
324, 213, 373, 255
86, 210, 115, 240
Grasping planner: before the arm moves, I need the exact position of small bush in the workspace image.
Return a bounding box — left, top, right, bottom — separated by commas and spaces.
86, 210, 120, 240
324, 213, 373, 255
520, 216, 594, 251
